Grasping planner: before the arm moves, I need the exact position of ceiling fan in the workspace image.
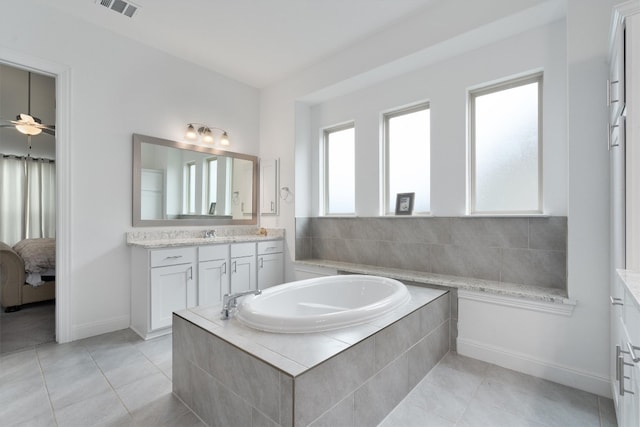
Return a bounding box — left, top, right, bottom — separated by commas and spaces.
0, 113, 55, 136
0, 71, 56, 137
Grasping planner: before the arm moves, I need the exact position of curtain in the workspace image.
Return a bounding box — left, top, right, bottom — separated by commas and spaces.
0, 156, 56, 246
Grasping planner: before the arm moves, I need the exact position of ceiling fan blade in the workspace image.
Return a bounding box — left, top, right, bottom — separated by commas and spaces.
0, 116, 55, 136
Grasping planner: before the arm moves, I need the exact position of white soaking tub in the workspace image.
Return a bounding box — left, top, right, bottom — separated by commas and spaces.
236, 275, 411, 333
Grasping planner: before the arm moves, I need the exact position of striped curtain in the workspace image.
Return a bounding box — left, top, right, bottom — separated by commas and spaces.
0, 155, 55, 246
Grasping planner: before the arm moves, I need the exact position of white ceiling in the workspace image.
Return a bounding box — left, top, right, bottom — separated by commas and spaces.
48, 0, 438, 88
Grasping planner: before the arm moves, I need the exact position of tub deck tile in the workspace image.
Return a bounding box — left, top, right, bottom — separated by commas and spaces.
174, 284, 450, 426
178, 285, 447, 377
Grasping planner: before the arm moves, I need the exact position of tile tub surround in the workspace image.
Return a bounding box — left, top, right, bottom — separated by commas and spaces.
296, 216, 567, 291
173, 285, 450, 427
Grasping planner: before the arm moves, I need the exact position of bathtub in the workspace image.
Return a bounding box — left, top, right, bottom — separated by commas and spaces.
235, 275, 411, 333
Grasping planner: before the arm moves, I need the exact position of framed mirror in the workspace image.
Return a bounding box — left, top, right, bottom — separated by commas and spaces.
133, 133, 258, 226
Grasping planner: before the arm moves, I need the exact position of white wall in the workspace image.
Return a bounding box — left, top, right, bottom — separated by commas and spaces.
457, 0, 616, 398
262, 0, 565, 267
260, 0, 616, 397
308, 20, 567, 216
0, 0, 260, 340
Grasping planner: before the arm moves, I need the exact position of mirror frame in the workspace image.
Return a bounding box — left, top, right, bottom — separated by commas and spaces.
132, 133, 259, 227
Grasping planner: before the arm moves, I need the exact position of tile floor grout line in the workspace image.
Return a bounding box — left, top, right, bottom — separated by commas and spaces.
81, 339, 139, 422
35, 343, 60, 427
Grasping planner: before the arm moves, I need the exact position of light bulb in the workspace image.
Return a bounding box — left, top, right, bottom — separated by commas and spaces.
185, 124, 197, 140
220, 132, 230, 146
202, 128, 214, 144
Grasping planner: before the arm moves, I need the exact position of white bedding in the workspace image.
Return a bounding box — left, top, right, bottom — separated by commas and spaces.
13, 238, 56, 287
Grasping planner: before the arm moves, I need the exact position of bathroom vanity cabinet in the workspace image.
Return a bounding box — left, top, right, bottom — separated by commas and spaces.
230, 242, 257, 293
131, 246, 197, 339
130, 238, 284, 339
612, 272, 640, 426
257, 240, 284, 289
198, 244, 229, 307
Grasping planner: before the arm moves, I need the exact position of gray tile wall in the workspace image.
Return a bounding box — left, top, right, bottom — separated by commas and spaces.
296, 217, 567, 290
298, 293, 450, 426
173, 316, 293, 426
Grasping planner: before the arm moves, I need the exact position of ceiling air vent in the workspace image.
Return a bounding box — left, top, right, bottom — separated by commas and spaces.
95, 0, 139, 19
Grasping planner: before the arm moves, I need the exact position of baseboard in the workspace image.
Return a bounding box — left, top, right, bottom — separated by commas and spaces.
457, 337, 612, 398
71, 314, 130, 341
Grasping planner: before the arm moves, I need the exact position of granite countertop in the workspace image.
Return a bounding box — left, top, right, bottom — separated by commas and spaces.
617, 269, 640, 309
126, 228, 284, 248
297, 259, 575, 306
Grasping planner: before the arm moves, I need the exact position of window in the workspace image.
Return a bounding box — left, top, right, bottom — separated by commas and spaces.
185, 161, 196, 214
384, 103, 430, 214
207, 157, 218, 210
323, 123, 355, 215
469, 74, 542, 213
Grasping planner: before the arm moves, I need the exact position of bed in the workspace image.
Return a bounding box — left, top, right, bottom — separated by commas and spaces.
0, 238, 55, 312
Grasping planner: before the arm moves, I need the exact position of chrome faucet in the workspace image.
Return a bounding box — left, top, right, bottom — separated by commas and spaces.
220, 289, 262, 320
203, 229, 217, 238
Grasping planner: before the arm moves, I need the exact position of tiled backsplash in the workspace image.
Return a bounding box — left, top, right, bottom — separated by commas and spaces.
296, 216, 567, 290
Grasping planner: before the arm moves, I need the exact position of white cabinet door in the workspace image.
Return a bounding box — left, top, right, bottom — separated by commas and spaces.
618, 316, 640, 427
260, 158, 278, 215
199, 259, 229, 306
611, 280, 625, 411
258, 252, 284, 289
150, 263, 194, 330
230, 256, 256, 293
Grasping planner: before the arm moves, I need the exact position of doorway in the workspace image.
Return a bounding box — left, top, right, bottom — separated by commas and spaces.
0, 48, 71, 346
0, 64, 56, 353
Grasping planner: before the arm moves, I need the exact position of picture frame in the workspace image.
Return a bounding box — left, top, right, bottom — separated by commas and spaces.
208, 202, 216, 215
395, 192, 415, 215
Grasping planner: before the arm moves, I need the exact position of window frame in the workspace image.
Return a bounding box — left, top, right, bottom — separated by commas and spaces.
322, 122, 356, 216
185, 160, 197, 214
382, 102, 431, 216
468, 73, 543, 215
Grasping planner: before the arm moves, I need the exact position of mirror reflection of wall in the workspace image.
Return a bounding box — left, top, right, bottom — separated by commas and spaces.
133, 134, 258, 226
232, 158, 255, 219
141, 142, 240, 219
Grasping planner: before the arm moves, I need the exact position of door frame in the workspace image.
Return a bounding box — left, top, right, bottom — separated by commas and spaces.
0, 48, 72, 343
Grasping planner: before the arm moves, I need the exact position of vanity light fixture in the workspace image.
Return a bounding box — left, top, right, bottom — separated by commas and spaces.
185, 123, 230, 146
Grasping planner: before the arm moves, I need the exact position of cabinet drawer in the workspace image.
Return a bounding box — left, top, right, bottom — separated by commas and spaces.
150, 247, 196, 267
231, 242, 256, 258
199, 244, 229, 262
258, 240, 283, 254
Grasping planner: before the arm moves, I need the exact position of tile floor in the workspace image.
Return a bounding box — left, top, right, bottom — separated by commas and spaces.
0, 300, 56, 354
0, 325, 618, 427
380, 353, 618, 427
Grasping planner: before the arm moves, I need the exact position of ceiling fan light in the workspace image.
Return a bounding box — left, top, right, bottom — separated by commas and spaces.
16, 124, 42, 136
220, 131, 230, 146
